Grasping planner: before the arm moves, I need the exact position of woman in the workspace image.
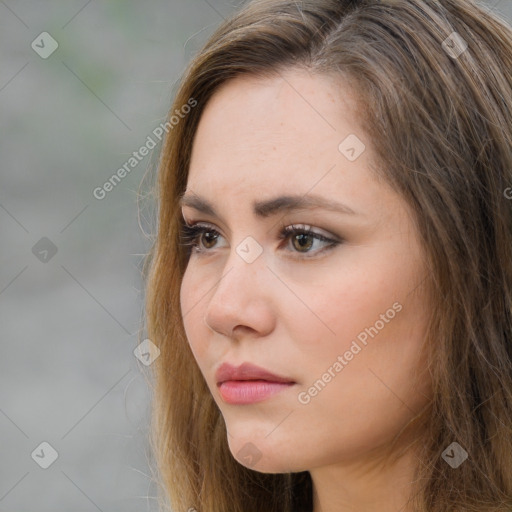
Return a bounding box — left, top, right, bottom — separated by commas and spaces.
142, 0, 512, 510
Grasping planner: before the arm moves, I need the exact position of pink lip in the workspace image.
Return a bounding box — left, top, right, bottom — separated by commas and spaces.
215, 362, 295, 404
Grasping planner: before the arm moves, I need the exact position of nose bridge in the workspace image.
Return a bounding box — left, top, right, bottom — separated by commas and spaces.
213, 234, 266, 300
204, 235, 269, 331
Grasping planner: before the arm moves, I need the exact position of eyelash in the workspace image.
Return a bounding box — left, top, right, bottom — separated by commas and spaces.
179, 221, 341, 259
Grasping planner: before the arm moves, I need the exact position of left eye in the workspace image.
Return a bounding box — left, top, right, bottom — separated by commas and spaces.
179, 222, 341, 258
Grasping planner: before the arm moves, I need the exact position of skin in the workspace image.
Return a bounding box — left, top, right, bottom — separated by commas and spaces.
179, 68, 433, 512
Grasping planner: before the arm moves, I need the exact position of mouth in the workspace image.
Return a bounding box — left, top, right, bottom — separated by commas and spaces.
217, 380, 296, 404
215, 362, 296, 404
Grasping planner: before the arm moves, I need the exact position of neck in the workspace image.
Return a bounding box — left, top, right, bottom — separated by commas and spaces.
310, 439, 421, 512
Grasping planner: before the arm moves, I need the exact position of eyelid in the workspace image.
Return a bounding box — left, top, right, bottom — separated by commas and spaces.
281, 222, 341, 241
181, 215, 340, 238
180, 219, 337, 241
181, 209, 230, 234
179, 219, 342, 258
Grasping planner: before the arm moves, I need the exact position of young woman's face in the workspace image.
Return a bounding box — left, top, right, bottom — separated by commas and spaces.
180, 68, 432, 473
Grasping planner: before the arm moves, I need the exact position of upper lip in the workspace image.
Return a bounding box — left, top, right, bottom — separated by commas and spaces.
215, 362, 295, 385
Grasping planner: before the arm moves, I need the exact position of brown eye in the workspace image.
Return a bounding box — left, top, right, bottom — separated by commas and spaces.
180, 222, 341, 258
278, 224, 341, 258
200, 230, 219, 249
179, 223, 222, 253
291, 232, 315, 252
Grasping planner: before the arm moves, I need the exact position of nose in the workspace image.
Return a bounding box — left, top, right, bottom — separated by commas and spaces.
202, 244, 275, 340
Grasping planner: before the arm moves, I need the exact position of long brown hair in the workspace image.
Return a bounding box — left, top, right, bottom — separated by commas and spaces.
141, 0, 512, 510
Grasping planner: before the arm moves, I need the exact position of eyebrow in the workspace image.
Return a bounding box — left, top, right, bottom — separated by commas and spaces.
178, 191, 358, 218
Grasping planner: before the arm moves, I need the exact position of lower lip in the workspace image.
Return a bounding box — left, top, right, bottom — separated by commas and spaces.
218, 380, 295, 404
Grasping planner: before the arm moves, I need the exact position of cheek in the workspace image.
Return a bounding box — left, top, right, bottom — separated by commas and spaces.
281, 258, 404, 360
285, 285, 429, 466
289, 246, 429, 405
320, 244, 423, 344
180, 267, 210, 362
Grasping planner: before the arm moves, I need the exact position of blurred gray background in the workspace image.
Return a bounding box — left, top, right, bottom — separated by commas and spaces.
0, 1, 511, 511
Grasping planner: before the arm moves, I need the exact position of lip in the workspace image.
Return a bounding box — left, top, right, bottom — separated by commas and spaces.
215, 362, 294, 385
215, 362, 296, 404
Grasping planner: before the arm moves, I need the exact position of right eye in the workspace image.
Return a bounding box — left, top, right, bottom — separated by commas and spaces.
179, 222, 223, 254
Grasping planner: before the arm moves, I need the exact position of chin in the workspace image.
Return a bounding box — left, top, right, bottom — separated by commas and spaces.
226, 432, 308, 474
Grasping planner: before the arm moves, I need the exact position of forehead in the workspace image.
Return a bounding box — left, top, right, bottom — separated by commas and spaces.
187, 70, 364, 188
